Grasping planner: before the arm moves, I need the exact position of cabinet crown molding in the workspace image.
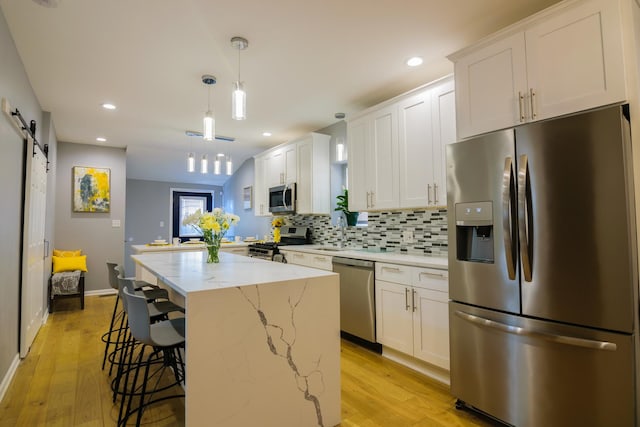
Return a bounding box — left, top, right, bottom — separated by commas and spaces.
447, 0, 603, 61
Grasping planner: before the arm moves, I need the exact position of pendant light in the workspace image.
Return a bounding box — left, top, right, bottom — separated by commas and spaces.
231, 37, 248, 120
187, 152, 195, 173
202, 75, 216, 141
214, 154, 223, 175
200, 154, 208, 174
226, 156, 233, 175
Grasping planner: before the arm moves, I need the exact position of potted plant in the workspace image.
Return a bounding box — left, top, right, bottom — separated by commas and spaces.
335, 188, 359, 226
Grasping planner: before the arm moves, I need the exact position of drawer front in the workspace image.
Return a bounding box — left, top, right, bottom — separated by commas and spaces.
284, 251, 332, 271
309, 254, 332, 271
376, 263, 413, 285
287, 251, 310, 267
414, 268, 448, 293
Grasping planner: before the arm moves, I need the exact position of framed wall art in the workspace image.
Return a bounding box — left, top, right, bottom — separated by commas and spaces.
243, 186, 252, 210
72, 166, 110, 212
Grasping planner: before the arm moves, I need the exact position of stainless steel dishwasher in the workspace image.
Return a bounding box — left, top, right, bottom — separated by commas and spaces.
332, 257, 377, 345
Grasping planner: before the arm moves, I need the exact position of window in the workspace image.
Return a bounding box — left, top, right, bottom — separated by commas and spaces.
172, 191, 213, 240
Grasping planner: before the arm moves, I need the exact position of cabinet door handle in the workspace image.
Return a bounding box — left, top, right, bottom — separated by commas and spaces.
366, 191, 370, 209
412, 289, 417, 312
419, 271, 446, 279
518, 91, 525, 122
427, 184, 432, 204
405, 288, 410, 311
530, 88, 537, 120
382, 266, 401, 273
433, 182, 438, 204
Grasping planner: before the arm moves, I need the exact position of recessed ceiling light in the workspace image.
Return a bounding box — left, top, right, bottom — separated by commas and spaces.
101, 103, 116, 110
217, 153, 225, 157
262, 132, 272, 137
406, 56, 423, 67
96, 137, 107, 142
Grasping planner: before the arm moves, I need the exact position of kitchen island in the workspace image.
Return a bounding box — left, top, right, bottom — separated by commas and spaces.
131, 250, 340, 427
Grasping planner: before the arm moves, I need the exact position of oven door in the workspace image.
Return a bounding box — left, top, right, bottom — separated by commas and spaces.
269, 183, 296, 213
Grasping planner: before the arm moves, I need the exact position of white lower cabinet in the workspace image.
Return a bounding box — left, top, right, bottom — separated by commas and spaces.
280, 250, 333, 271
375, 263, 449, 370
220, 246, 249, 256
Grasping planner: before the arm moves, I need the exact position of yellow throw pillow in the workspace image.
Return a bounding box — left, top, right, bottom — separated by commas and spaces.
52, 255, 88, 273
53, 249, 82, 257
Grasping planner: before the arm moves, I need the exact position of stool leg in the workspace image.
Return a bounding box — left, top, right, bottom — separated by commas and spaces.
108, 310, 128, 376
101, 294, 120, 370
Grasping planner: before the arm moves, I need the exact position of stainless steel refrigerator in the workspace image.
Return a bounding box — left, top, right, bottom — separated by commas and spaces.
446, 105, 639, 426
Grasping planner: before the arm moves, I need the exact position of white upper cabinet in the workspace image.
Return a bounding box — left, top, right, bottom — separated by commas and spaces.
371, 105, 399, 210
453, 33, 527, 139
398, 90, 433, 208
431, 78, 457, 207
452, 0, 626, 139
349, 76, 455, 211
253, 156, 269, 217
347, 115, 372, 212
525, 0, 625, 121
254, 132, 330, 216
265, 144, 297, 187
296, 132, 331, 214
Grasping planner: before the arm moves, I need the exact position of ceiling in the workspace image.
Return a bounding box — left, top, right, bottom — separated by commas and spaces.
0, 0, 561, 186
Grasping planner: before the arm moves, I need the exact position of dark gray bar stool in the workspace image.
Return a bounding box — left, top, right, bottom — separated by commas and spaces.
118, 286, 185, 426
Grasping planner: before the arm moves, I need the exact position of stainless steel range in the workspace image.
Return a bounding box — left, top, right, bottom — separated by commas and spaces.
247, 226, 310, 260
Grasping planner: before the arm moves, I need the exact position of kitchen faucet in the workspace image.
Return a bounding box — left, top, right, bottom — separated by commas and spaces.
337, 216, 346, 248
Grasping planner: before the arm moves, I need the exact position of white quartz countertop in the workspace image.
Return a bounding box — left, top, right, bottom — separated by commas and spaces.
278, 245, 448, 270
132, 241, 251, 253
131, 250, 336, 296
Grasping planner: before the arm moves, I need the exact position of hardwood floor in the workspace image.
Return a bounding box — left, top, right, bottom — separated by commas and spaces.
0, 295, 497, 426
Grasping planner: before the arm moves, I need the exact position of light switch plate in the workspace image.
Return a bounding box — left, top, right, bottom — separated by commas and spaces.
112, 219, 121, 228
402, 230, 414, 244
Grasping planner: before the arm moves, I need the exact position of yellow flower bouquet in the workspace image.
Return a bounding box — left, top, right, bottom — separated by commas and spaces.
183, 208, 240, 263
271, 217, 285, 243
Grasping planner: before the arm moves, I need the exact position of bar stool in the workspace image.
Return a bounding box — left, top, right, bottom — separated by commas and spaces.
118, 286, 185, 426
102, 263, 170, 372
111, 275, 185, 405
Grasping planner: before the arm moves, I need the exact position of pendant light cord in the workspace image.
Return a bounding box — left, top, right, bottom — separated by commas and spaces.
237, 47, 241, 82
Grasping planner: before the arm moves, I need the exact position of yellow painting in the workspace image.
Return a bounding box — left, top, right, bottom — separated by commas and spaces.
72, 166, 110, 212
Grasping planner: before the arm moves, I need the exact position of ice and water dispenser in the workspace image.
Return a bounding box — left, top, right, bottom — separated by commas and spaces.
455, 202, 494, 263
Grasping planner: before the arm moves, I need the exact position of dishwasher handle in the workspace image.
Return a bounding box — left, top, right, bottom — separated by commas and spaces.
332, 257, 374, 269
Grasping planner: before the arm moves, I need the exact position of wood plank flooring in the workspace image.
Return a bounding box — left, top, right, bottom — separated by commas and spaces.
0, 295, 497, 426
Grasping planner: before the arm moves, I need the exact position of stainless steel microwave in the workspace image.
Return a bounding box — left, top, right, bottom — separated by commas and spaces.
269, 183, 296, 214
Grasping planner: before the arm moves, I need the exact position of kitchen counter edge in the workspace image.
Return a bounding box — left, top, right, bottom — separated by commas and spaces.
279, 245, 448, 270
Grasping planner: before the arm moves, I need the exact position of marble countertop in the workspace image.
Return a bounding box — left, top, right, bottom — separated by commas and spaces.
131, 250, 336, 296
278, 245, 448, 270
132, 241, 251, 253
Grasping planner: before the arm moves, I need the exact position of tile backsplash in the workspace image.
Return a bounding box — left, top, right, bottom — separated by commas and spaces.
285, 209, 448, 257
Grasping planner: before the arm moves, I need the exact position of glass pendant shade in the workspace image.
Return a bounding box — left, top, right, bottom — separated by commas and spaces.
200, 154, 208, 174
187, 152, 195, 173
336, 138, 347, 162
213, 158, 221, 175
203, 111, 215, 141
226, 157, 233, 175
232, 82, 246, 120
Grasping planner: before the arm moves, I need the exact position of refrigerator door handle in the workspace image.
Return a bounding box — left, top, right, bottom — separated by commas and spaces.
454, 311, 617, 351
502, 157, 516, 280
518, 154, 533, 282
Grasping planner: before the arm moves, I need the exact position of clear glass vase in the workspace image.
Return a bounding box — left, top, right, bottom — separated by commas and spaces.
206, 242, 220, 263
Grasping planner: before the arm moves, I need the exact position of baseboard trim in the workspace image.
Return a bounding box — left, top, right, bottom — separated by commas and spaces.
381, 346, 451, 386
85, 289, 117, 297
0, 354, 20, 403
